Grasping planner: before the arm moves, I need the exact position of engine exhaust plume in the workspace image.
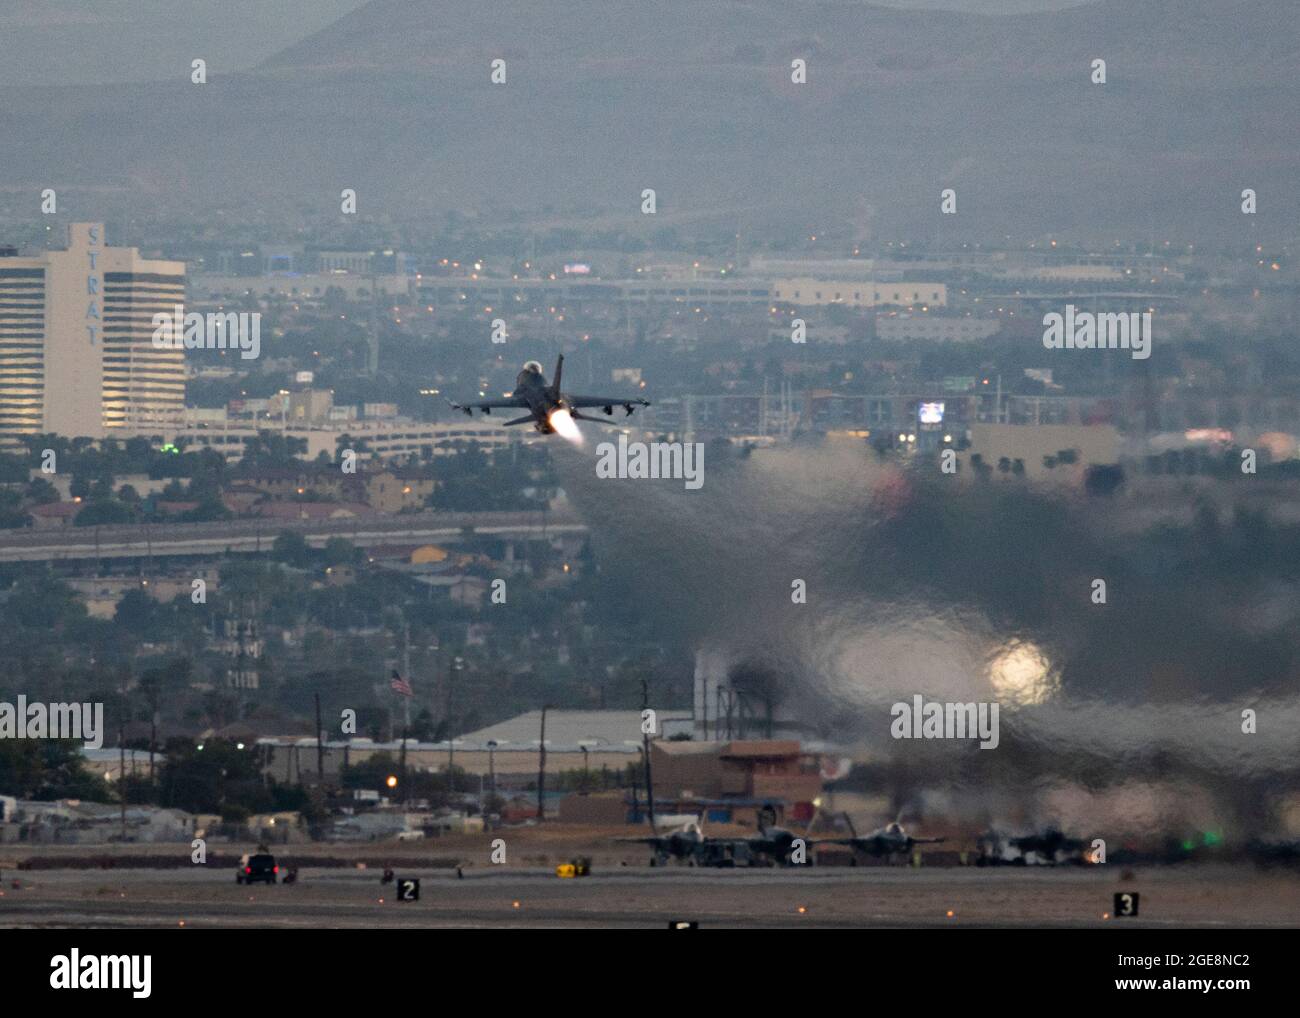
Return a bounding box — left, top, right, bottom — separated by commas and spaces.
549, 407, 584, 446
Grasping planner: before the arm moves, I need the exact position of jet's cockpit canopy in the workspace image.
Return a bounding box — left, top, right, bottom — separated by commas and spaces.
522, 360, 543, 375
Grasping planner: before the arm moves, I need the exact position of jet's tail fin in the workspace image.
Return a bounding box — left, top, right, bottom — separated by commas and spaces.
551, 352, 564, 395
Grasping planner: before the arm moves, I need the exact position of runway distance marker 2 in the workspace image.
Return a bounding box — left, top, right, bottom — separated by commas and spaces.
396, 878, 420, 902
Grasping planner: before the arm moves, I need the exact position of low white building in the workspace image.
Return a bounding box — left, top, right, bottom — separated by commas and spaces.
7, 800, 195, 844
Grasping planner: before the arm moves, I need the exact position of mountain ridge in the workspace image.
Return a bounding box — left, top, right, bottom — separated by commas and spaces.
2, 0, 1294, 242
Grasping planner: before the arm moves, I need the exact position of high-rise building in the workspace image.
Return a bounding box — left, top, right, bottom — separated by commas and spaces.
0, 222, 185, 447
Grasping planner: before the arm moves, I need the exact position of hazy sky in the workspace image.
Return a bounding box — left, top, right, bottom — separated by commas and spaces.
0, 0, 1088, 86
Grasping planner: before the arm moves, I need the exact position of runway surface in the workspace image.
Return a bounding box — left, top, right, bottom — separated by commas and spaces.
1, 865, 1295, 929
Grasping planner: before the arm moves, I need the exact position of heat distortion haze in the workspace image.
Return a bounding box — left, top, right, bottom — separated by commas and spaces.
0, 0, 1298, 998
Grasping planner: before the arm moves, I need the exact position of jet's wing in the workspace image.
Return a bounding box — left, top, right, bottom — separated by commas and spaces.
449, 396, 529, 417
566, 396, 651, 412
821, 835, 897, 854
570, 410, 630, 426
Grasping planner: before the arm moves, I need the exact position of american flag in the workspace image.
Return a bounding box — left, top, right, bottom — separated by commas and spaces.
389, 669, 413, 697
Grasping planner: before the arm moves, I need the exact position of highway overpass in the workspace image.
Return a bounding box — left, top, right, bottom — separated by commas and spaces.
0, 511, 586, 563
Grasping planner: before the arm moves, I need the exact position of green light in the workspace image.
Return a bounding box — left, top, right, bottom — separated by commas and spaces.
1202, 831, 1221, 847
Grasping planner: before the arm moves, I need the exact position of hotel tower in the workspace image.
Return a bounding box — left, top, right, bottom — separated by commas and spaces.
0, 222, 185, 447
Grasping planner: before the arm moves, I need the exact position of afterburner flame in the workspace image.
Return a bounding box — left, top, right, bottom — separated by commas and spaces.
548, 407, 583, 445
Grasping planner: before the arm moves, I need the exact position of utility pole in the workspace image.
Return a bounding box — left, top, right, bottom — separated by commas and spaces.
641, 678, 656, 832
119, 716, 126, 842
403, 619, 413, 737
149, 706, 157, 790
314, 692, 324, 782
399, 732, 407, 806
537, 705, 549, 823
119, 669, 129, 842
402, 621, 411, 805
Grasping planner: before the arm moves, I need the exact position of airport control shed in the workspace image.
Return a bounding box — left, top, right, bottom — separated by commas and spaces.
652, 740, 823, 806
550, 739, 827, 827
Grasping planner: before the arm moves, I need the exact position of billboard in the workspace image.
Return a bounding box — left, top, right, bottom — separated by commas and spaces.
918, 401, 945, 425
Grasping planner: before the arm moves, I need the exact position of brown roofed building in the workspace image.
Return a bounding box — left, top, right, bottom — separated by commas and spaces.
238, 466, 347, 501
652, 739, 822, 806
253, 500, 373, 521
29, 501, 81, 528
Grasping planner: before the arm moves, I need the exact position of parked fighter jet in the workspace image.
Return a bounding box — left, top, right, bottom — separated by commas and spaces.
617, 817, 708, 866
450, 354, 649, 437
746, 809, 817, 866
617, 813, 794, 867
824, 815, 946, 864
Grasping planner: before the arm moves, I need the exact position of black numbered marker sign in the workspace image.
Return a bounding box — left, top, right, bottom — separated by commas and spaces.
397, 878, 420, 902
1113, 891, 1139, 917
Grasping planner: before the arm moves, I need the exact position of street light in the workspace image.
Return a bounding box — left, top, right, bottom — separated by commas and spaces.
448, 656, 465, 795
